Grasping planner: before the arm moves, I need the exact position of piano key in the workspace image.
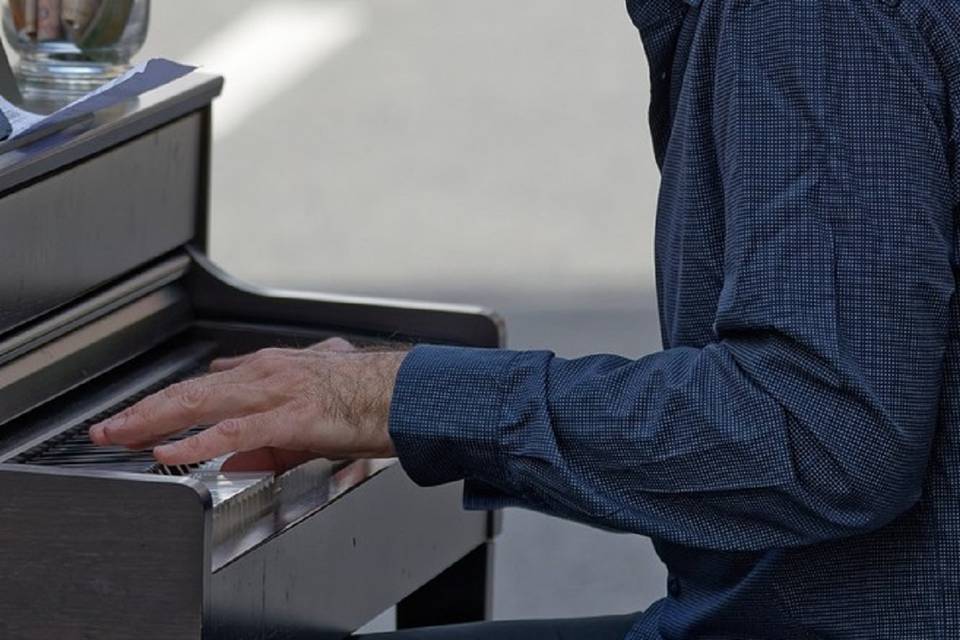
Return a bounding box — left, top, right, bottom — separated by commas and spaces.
13, 362, 213, 470
31, 454, 155, 463
22, 430, 204, 468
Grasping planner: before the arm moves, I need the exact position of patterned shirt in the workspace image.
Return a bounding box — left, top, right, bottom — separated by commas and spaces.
389, 1, 960, 637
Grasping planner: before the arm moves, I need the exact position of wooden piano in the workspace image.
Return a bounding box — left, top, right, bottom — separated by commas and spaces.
0, 72, 503, 639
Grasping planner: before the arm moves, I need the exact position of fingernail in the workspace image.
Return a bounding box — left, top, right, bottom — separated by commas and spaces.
88, 425, 104, 443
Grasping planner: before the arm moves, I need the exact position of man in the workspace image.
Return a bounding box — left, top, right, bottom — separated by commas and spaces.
89, 0, 960, 638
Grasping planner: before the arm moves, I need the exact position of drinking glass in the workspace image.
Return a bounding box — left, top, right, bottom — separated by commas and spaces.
2, 0, 150, 97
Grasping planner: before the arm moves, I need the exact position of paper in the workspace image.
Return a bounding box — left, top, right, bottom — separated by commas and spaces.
0, 58, 195, 142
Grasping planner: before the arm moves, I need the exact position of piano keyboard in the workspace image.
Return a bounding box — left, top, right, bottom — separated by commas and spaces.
9, 348, 336, 548
12, 362, 212, 475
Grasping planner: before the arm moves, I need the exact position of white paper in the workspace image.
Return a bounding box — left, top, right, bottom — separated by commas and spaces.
0, 58, 195, 141
0, 98, 44, 137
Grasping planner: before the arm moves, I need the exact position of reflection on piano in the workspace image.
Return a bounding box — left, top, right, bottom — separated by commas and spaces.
0, 72, 503, 639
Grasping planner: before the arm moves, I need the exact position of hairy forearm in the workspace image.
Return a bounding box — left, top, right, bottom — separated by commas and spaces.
320, 350, 408, 457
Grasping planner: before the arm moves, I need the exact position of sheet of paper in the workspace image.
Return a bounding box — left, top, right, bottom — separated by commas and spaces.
0, 58, 195, 141
0, 98, 44, 137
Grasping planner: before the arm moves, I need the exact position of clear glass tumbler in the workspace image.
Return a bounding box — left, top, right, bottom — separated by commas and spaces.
2, 0, 149, 97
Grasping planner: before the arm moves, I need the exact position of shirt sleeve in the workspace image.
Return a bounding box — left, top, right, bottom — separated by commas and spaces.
389, 1, 957, 551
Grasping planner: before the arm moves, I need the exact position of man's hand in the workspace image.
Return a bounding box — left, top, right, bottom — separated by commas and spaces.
88, 338, 408, 472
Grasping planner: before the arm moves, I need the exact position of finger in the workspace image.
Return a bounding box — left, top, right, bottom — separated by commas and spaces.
207, 355, 247, 372
126, 437, 168, 451
153, 410, 283, 466
89, 378, 274, 447
125, 426, 201, 451
221, 448, 319, 473
308, 337, 355, 353
209, 347, 301, 373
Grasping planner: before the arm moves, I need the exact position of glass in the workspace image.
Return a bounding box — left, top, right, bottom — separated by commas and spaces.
2, 0, 149, 98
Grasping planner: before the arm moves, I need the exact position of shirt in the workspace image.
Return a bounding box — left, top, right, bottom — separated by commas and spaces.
389, 0, 960, 637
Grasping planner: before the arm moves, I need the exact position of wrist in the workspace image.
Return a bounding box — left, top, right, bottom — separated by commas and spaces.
362, 350, 409, 457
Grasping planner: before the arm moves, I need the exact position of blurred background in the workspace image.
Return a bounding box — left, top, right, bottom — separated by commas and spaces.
138, 0, 666, 631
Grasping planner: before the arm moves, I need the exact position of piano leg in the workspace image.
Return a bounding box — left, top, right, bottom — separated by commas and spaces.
396, 542, 494, 629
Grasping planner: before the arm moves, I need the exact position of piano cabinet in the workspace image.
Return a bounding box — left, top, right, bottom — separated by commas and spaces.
0, 72, 504, 638
0, 456, 496, 639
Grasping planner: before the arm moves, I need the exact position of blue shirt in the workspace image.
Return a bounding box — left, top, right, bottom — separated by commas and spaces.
389, 1, 960, 637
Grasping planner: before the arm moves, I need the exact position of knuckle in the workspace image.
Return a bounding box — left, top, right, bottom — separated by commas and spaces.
246, 358, 268, 374
214, 420, 244, 442
267, 370, 302, 391
179, 435, 204, 455
120, 401, 153, 427
111, 407, 136, 424
320, 337, 354, 351
166, 382, 208, 411
249, 349, 286, 370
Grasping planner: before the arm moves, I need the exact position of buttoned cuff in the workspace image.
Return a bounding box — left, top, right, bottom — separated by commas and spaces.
388, 345, 516, 488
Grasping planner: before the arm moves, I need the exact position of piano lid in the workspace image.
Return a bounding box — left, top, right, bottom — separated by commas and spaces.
0, 71, 223, 194
0, 72, 222, 340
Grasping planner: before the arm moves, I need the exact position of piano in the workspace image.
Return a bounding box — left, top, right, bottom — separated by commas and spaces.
0, 72, 503, 639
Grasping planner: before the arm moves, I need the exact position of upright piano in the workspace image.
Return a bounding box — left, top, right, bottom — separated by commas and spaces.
0, 72, 503, 639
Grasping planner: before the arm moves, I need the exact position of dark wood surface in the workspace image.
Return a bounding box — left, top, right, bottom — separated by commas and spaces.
0, 114, 203, 337
0, 465, 209, 640
187, 249, 505, 348
0, 285, 192, 425
0, 73, 222, 194
209, 463, 488, 639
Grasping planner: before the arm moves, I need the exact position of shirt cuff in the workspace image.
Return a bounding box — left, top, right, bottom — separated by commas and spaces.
388, 345, 517, 487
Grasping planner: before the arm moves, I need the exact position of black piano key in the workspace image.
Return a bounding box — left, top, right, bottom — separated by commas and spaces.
32, 453, 155, 463
53, 462, 159, 473
153, 463, 202, 476
14, 361, 213, 474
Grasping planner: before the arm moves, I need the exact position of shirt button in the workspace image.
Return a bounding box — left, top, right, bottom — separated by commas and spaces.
668, 576, 682, 597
